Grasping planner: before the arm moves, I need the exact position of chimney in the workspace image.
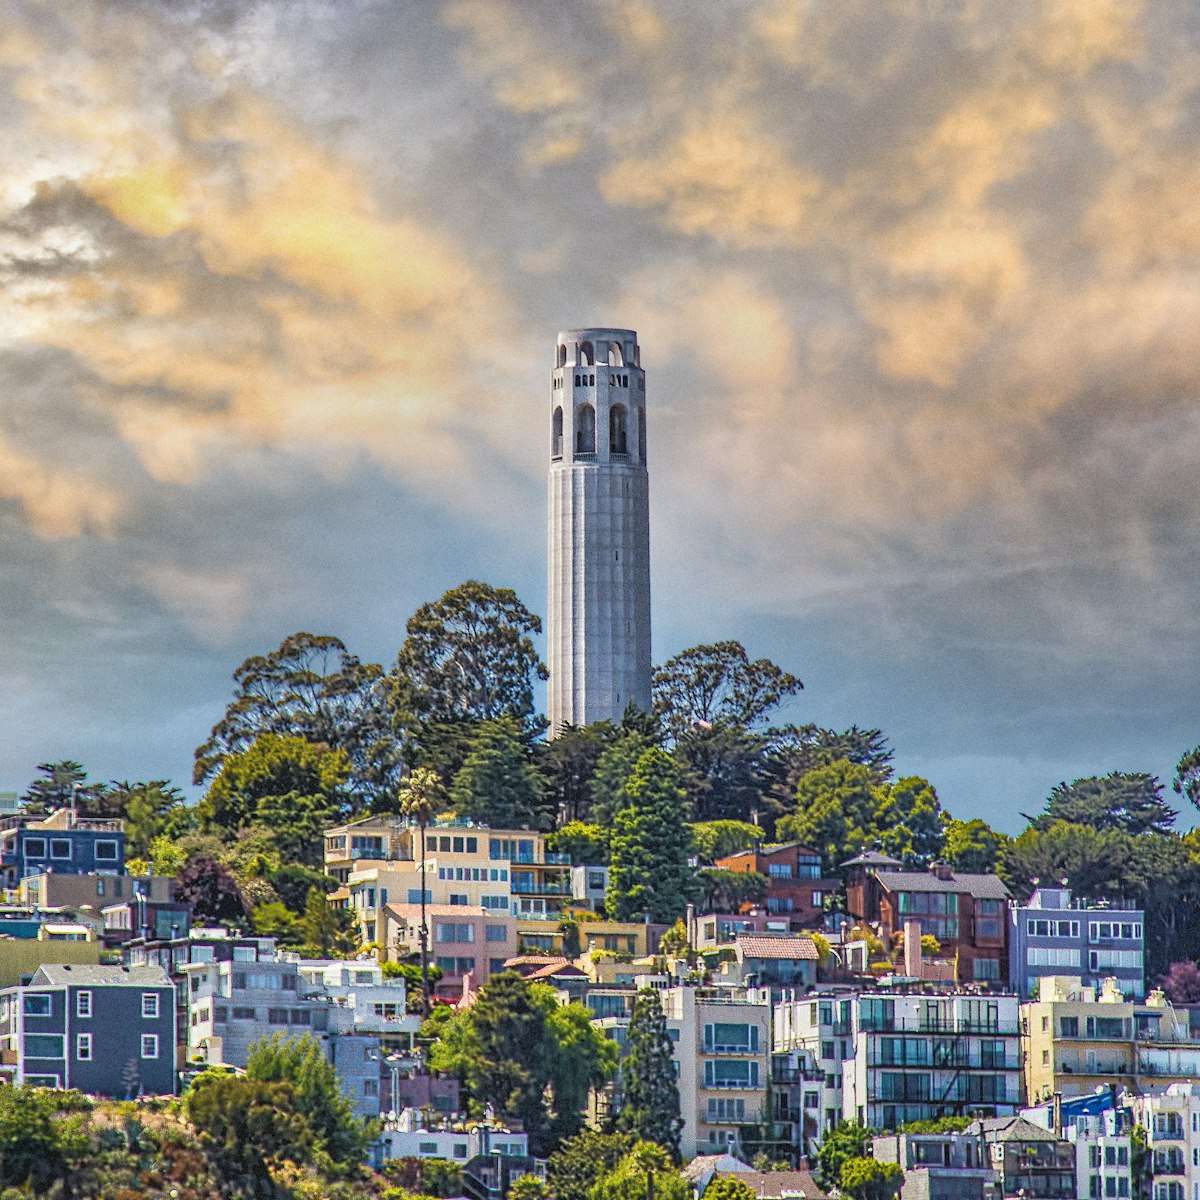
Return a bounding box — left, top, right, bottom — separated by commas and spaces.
904, 919, 923, 978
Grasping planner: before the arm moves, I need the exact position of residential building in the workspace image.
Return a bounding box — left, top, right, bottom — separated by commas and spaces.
715, 842, 838, 930
596, 985, 772, 1158
840, 991, 1022, 1129
378, 1107, 529, 1164
768, 1046, 826, 1160
1022, 976, 1200, 1103
1022, 1091, 1133, 1200
872, 1130, 1000, 1200
330, 820, 573, 933
0, 963, 176, 1095
20, 871, 172, 909
125, 931, 280, 1062
683, 1154, 831, 1200
774, 992, 856, 1136
694, 911, 789, 951
966, 1116, 1076, 1199
293, 959, 420, 1053
722, 934, 819, 992
571, 864, 609, 912
843, 854, 1009, 983
1124, 1083, 1200, 1200
182, 955, 383, 1120
0, 810, 125, 886
378, 903, 518, 996
1009, 886, 1145, 999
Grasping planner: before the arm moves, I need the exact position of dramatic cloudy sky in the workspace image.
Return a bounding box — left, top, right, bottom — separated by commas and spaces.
2, 0, 1198, 830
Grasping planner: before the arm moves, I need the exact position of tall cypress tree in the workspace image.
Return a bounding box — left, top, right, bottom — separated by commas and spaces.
617, 989, 683, 1162
450, 717, 547, 829
608, 748, 694, 921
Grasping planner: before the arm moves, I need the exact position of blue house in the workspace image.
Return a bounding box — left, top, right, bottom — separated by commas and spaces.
0, 963, 176, 1095
1009, 885, 1145, 999
0, 810, 125, 887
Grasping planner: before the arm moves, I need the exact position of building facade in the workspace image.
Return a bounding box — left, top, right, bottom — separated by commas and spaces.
0, 963, 176, 1095
1009, 886, 1145, 999
843, 855, 1010, 983
841, 991, 1022, 1129
872, 1130, 1000, 1200
1022, 976, 1200, 1103
546, 327, 651, 731
715, 843, 837, 930
0, 810, 125, 886
1125, 1083, 1200, 1200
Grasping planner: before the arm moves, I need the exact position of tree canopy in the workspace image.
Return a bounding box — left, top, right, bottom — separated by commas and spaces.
616, 989, 683, 1161
193, 631, 399, 805
1028, 772, 1177, 836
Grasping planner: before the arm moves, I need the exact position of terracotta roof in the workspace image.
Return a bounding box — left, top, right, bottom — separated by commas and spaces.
503, 955, 568, 968
876, 870, 1010, 900
527, 961, 588, 981
384, 902, 494, 920
735, 934, 819, 960
715, 1170, 830, 1200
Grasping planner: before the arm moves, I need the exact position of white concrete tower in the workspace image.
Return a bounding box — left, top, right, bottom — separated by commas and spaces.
547, 328, 651, 733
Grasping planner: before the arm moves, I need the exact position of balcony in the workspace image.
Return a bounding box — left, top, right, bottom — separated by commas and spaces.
511, 882, 573, 896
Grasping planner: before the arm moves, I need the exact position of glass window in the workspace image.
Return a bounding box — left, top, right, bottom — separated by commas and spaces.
142, 993, 160, 1019
95, 840, 118, 861
23, 994, 51, 1016
76, 990, 92, 1018
76, 1033, 92, 1060
23, 837, 46, 859
50, 839, 71, 860
25, 1034, 64, 1057
486, 925, 508, 942
140, 1034, 159, 1059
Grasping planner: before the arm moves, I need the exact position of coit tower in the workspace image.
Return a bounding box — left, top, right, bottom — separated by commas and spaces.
547, 328, 652, 733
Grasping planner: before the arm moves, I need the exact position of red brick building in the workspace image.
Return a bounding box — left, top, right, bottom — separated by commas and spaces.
842, 852, 1010, 984
714, 842, 839, 931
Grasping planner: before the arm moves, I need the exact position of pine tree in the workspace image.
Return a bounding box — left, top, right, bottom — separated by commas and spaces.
608, 748, 694, 922
450, 717, 547, 829
617, 989, 683, 1162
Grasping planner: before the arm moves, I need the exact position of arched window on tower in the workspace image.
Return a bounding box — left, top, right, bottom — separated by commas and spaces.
609, 404, 628, 457
638, 405, 647, 464
579, 340, 594, 367
575, 404, 596, 455
607, 341, 625, 367
551, 406, 563, 459
557, 344, 567, 368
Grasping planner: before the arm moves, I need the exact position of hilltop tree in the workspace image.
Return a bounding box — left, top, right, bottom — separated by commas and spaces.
428, 971, 614, 1156
390, 581, 548, 776
652, 641, 802, 740
200, 732, 350, 866
815, 1121, 874, 1190
451, 717, 548, 830
105, 780, 194, 857
590, 1141, 691, 1200
539, 722, 616, 824
193, 631, 400, 806
616, 989, 683, 1161
1028, 772, 1177, 836
299, 887, 358, 958
876, 776, 947, 866
547, 1130, 636, 1200
1174, 746, 1200, 814
21, 760, 105, 814
690, 819, 763, 862
776, 758, 882, 874
590, 729, 658, 827
943, 817, 1007, 874
175, 856, 248, 926
608, 749, 695, 922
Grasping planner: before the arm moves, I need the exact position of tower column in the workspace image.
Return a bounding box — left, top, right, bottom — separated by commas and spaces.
547, 328, 651, 733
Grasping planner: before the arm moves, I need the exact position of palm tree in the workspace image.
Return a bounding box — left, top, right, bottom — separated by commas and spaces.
397, 767, 446, 1017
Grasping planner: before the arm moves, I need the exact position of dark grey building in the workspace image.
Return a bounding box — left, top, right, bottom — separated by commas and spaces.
0, 963, 176, 1095
1008, 886, 1144, 999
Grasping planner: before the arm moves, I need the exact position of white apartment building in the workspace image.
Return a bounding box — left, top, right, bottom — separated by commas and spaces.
597, 985, 772, 1159
183, 956, 383, 1120
378, 1107, 529, 1164
1022, 1095, 1133, 1200
1126, 1084, 1200, 1200
774, 992, 854, 1135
